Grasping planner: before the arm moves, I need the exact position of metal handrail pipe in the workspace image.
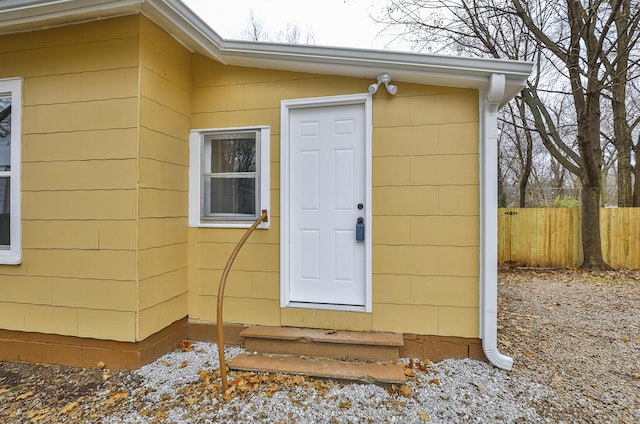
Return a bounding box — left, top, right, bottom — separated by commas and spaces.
216, 209, 268, 392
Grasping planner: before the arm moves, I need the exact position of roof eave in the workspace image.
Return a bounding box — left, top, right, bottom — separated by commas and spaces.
0, 0, 532, 104
219, 40, 531, 102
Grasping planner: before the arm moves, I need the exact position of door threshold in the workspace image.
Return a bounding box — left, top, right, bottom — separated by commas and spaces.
285, 301, 368, 313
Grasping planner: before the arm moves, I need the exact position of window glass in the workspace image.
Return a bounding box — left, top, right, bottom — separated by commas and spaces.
206, 178, 255, 215
0, 98, 10, 170
0, 97, 11, 247
209, 133, 256, 173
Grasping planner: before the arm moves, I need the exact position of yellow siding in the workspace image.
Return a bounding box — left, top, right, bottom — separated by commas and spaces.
0, 14, 140, 54
438, 307, 479, 338
0, 302, 27, 331
0, 13, 482, 343
78, 309, 137, 341
372, 274, 411, 305
0, 16, 140, 342
22, 190, 137, 220
189, 58, 481, 339
371, 85, 480, 337
138, 294, 188, 340
24, 129, 139, 162
22, 159, 137, 191
24, 305, 78, 335
372, 304, 439, 334
281, 308, 372, 331
136, 17, 192, 340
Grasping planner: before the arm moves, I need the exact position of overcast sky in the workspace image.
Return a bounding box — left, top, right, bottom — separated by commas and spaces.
181, 0, 408, 51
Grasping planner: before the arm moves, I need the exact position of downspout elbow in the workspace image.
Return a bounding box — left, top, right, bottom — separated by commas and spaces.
483, 341, 513, 371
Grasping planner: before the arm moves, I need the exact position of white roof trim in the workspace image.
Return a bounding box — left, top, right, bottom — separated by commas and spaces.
0, 0, 532, 105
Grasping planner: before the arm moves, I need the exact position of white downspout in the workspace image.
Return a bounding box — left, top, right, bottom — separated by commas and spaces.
479, 73, 513, 370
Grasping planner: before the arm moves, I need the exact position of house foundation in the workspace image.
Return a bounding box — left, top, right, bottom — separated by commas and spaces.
0, 320, 487, 369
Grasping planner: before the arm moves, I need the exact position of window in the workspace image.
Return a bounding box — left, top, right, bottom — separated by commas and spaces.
189, 126, 270, 228
0, 78, 21, 264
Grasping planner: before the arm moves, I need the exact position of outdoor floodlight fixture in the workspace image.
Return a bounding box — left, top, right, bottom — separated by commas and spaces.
368, 73, 398, 95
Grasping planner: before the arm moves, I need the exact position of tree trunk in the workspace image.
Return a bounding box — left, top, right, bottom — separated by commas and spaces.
633, 167, 639, 206
517, 99, 533, 208
633, 145, 640, 206
565, 0, 611, 270
612, 0, 634, 206
580, 182, 609, 269
614, 137, 633, 205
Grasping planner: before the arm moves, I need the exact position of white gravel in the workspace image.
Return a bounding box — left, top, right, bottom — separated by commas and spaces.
101, 341, 551, 423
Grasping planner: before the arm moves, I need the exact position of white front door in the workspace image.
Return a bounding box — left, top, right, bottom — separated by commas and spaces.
281, 95, 371, 310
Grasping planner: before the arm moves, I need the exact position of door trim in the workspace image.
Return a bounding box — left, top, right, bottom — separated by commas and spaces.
280, 93, 373, 313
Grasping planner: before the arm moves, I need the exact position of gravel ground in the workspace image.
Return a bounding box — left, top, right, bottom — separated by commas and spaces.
498, 268, 640, 423
0, 268, 638, 423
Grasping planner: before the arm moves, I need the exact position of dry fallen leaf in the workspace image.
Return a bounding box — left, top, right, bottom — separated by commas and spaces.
0, 388, 8, 396
621, 337, 629, 343
96, 361, 106, 369
428, 378, 440, 385
180, 340, 193, 352
264, 383, 280, 396
339, 399, 352, 409
155, 411, 169, 420
524, 350, 534, 357
27, 408, 51, 418
404, 367, 415, 377
398, 385, 412, 396
57, 401, 78, 416
198, 370, 214, 385
16, 391, 33, 400
31, 413, 48, 422
179, 361, 189, 369
112, 390, 129, 400
418, 411, 430, 421
416, 360, 432, 372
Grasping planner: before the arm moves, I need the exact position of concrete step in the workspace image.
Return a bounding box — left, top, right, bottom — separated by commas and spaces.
241, 326, 404, 362
228, 352, 406, 385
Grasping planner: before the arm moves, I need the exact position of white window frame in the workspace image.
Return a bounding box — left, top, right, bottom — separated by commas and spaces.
0, 77, 21, 265
189, 126, 270, 229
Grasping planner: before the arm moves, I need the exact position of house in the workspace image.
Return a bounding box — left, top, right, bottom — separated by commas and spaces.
0, 0, 532, 371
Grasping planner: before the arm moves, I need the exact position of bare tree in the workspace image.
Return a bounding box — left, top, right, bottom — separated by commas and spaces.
239, 9, 315, 45
240, 10, 267, 42
499, 96, 534, 207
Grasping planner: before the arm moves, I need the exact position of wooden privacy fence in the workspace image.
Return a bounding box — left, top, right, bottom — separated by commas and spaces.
498, 208, 640, 269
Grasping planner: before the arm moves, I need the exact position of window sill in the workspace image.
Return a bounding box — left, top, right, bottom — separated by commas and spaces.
190, 221, 270, 229
0, 255, 22, 265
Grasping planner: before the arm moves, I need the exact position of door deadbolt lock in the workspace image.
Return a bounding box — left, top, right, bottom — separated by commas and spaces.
356, 217, 365, 241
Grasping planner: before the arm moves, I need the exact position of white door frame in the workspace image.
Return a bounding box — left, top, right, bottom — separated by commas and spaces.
280, 93, 373, 312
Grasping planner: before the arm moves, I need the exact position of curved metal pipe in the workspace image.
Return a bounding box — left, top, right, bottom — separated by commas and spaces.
217, 209, 268, 391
